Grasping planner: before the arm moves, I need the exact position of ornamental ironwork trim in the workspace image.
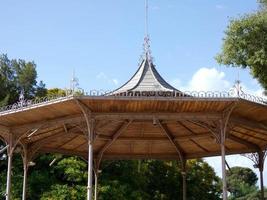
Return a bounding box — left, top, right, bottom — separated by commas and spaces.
0, 89, 266, 115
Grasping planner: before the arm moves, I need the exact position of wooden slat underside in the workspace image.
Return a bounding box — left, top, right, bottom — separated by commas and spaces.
0, 96, 266, 160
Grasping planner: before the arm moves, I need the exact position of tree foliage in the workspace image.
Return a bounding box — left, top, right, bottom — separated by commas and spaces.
0, 54, 47, 106
97, 159, 221, 200
216, 1, 267, 94
227, 167, 258, 199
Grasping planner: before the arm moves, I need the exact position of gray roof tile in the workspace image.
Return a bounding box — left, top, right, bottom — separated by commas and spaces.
108, 58, 184, 96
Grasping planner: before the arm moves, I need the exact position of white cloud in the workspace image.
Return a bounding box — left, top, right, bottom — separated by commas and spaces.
188, 68, 230, 91
171, 67, 267, 102
172, 67, 231, 92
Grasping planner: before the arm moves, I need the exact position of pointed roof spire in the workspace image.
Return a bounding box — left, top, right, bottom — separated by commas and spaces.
106, 0, 184, 97
143, 0, 153, 64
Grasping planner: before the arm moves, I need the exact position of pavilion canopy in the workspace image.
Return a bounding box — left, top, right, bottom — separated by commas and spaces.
0, 95, 266, 160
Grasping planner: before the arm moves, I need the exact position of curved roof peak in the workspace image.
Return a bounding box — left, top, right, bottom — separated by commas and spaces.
107, 49, 183, 96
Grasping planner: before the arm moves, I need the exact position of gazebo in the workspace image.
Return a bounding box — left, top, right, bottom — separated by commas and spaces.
1, 35, 267, 200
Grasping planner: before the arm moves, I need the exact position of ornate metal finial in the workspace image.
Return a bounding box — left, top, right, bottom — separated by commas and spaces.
19, 89, 25, 103
235, 80, 244, 97
18, 89, 27, 107
229, 79, 244, 97
70, 69, 79, 94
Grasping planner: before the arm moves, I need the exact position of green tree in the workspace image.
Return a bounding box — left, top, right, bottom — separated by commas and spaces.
38, 156, 87, 200
0, 54, 47, 106
216, 0, 267, 94
99, 160, 149, 200
47, 88, 66, 97
0, 54, 16, 106
186, 159, 221, 200
98, 159, 221, 200
227, 167, 258, 199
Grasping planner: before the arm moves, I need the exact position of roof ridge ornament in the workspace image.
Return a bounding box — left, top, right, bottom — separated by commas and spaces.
143, 36, 153, 64
69, 69, 79, 95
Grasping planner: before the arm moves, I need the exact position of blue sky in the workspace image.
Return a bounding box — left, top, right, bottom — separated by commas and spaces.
0, 0, 262, 93
1, 0, 266, 185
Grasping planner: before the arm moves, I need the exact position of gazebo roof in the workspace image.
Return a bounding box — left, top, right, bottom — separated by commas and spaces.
0, 96, 266, 160
108, 57, 182, 96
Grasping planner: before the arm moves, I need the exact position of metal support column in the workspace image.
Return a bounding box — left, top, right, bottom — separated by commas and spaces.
87, 134, 94, 200
22, 163, 28, 200
5, 134, 13, 200
6, 150, 13, 200
220, 119, 228, 200
76, 100, 94, 200
221, 141, 227, 200
22, 147, 28, 200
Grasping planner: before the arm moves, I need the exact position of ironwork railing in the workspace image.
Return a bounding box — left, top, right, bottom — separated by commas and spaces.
0, 88, 266, 115
0, 94, 74, 114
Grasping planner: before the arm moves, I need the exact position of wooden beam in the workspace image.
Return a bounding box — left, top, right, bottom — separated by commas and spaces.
96, 120, 132, 166
231, 129, 267, 142
28, 131, 66, 154
94, 112, 221, 121
95, 133, 212, 142
14, 114, 83, 131
231, 117, 267, 133
99, 147, 258, 160
158, 121, 185, 161
228, 134, 261, 150
189, 120, 220, 142
25, 127, 65, 143
57, 135, 78, 149
178, 122, 209, 152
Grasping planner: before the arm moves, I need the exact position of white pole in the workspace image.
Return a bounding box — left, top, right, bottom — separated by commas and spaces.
22, 151, 28, 200
221, 142, 227, 200
22, 165, 28, 200
87, 137, 93, 200
6, 153, 13, 200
